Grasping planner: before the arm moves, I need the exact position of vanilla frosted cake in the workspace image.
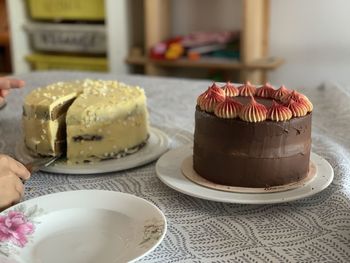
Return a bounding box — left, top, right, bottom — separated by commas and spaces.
23, 79, 149, 163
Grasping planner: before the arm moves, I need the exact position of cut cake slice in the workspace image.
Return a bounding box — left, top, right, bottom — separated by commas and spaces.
22, 81, 84, 156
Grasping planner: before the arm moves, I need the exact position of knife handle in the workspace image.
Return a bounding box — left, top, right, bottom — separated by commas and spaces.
24, 163, 36, 173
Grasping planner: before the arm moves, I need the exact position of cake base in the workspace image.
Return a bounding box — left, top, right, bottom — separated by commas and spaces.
182, 156, 317, 193
23, 137, 149, 164
16, 127, 169, 175
79, 138, 149, 164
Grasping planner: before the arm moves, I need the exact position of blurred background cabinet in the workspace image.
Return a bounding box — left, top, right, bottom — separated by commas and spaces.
24, 0, 108, 72
6, 0, 129, 74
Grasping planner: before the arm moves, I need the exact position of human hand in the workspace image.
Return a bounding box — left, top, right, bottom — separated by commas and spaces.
0, 155, 31, 211
0, 78, 25, 98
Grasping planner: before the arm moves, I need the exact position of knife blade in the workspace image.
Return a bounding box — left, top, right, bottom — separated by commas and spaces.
24, 155, 60, 173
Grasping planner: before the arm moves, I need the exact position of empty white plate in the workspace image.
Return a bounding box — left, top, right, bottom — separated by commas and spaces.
0, 190, 166, 263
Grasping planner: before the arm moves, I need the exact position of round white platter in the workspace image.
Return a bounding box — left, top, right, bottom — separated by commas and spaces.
155, 144, 334, 204
0, 190, 167, 263
15, 127, 169, 174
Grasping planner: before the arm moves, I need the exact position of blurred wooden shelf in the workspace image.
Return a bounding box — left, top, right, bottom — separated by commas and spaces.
0, 0, 12, 73
131, 0, 282, 83
0, 32, 9, 44
126, 55, 284, 70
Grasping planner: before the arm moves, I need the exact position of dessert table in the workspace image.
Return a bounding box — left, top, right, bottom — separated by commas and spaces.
1, 71, 349, 262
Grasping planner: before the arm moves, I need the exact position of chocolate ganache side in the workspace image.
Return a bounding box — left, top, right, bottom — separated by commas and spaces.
193, 82, 313, 188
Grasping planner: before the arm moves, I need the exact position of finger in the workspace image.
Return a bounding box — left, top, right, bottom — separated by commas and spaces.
10, 174, 23, 203
0, 176, 21, 209
0, 79, 11, 90
15, 179, 25, 198
9, 79, 25, 89
0, 78, 25, 90
0, 89, 10, 97
12, 189, 22, 204
0, 200, 13, 211
7, 156, 31, 180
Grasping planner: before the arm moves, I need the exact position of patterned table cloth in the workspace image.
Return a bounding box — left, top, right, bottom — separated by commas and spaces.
0, 71, 349, 262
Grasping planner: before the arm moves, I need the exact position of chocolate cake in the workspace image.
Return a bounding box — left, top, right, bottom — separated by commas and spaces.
193, 82, 313, 188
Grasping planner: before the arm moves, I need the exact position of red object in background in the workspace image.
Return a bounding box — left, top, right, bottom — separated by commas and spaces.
150, 42, 167, 59
149, 31, 239, 61
150, 36, 184, 60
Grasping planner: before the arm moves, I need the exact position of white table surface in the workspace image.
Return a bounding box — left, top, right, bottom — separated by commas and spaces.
0, 71, 349, 262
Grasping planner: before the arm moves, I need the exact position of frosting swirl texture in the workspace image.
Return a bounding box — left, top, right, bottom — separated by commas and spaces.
287, 99, 308, 117
222, 82, 239, 97
214, 97, 242, 118
197, 83, 225, 112
239, 96, 267, 122
256, 83, 275, 98
238, 81, 257, 97
273, 85, 290, 101
267, 101, 292, 121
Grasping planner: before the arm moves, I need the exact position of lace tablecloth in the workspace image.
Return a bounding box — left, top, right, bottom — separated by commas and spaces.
1, 72, 349, 262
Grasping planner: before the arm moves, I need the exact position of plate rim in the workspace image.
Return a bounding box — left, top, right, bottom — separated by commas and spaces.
181, 156, 318, 194
15, 126, 169, 175
155, 144, 334, 204
1, 190, 167, 263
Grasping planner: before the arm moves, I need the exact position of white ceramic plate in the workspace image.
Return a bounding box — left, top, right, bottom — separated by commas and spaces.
0, 190, 167, 263
15, 127, 169, 174
155, 145, 334, 204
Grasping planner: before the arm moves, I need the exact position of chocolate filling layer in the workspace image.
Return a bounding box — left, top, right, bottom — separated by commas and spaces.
73, 135, 103, 142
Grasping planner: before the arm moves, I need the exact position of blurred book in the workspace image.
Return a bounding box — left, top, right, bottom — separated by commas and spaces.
150, 30, 240, 61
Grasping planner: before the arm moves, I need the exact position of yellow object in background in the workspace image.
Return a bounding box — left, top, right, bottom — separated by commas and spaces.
165, 43, 184, 60
27, 0, 105, 21
26, 53, 108, 72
